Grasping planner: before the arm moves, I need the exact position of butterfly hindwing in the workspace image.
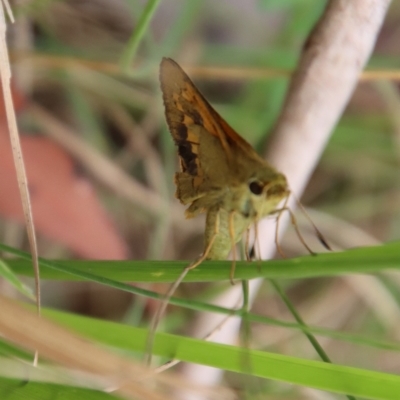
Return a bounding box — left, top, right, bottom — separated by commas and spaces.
174, 124, 230, 217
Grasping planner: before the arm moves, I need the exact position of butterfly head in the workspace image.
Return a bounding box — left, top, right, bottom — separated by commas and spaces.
242, 169, 289, 220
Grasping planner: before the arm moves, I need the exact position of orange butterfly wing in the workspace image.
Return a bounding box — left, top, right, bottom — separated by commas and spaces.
160, 58, 261, 217
159, 58, 255, 173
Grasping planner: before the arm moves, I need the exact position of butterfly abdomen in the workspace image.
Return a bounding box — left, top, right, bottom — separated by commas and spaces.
205, 208, 251, 260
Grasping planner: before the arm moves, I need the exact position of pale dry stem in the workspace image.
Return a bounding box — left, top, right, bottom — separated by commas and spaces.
0, 1, 40, 365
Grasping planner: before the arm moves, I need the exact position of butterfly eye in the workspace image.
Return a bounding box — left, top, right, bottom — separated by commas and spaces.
249, 181, 263, 195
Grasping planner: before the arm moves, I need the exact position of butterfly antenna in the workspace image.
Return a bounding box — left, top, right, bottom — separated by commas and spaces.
274, 193, 318, 256
293, 193, 332, 251
285, 207, 316, 255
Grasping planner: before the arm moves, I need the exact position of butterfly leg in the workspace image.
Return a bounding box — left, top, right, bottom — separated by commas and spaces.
228, 211, 237, 284
145, 211, 220, 366
273, 194, 291, 258
252, 221, 264, 275
188, 210, 221, 270
244, 228, 251, 262
155, 294, 242, 374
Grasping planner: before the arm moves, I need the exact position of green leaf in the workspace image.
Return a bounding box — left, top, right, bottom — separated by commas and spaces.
3, 241, 400, 282
0, 378, 118, 400
0, 259, 34, 300
41, 307, 400, 400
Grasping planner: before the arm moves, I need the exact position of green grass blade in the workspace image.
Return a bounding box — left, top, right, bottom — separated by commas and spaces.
119, 0, 162, 71
2, 242, 400, 350
0, 377, 117, 400
42, 307, 400, 400
3, 241, 400, 282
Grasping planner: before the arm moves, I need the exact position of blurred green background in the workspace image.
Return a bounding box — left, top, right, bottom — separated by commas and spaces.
1, 1, 400, 398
